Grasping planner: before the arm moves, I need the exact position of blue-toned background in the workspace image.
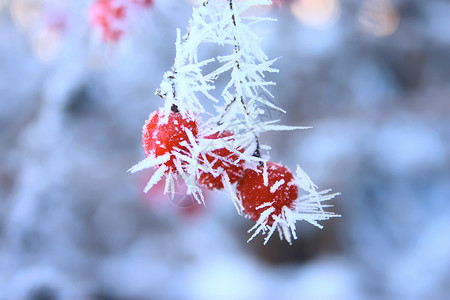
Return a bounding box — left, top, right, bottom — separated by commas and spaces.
1, 0, 449, 299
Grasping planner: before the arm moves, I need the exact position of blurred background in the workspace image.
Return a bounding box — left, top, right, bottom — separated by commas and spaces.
1, 0, 449, 299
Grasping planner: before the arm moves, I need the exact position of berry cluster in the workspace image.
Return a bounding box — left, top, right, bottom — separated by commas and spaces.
129, 0, 339, 244
141, 109, 246, 192
134, 105, 334, 244
88, 0, 153, 43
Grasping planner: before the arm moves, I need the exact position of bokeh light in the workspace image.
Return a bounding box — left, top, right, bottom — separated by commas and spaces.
290, 0, 340, 29
359, 0, 400, 37
9, 0, 44, 29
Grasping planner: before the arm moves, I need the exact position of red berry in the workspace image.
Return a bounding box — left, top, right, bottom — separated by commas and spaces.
237, 162, 298, 226
89, 0, 126, 42
142, 109, 198, 173
197, 131, 245, 190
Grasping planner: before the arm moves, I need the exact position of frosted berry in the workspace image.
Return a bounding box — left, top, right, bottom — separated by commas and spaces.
197, 131, 245, 190
142, 109, 198, 173
237, 162, 298, 226
89, 0, 126, 42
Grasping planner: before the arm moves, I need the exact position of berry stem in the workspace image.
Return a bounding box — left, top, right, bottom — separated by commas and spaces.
220, 0, 261, 159
252, 140, 261, 158
171, 104, 179, 113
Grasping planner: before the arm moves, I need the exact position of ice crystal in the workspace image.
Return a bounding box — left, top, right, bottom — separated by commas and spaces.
129, 0, 340, 244
247, 165, 340, 245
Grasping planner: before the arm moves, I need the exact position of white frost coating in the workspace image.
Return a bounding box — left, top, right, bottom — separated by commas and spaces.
128, 0, 339, 245
164, 170, 175, 197
189, 0, 306, 165
256, 201, 274, 210
127, 153, 171, 173
262, 124, 312, 131
144, 165, 168, 193
156, 5, 221, 116
128, 1, 225, 199
223, 172, 244, 214
270, 179, 285, 193
263, 222, 278, 245
247, 206, 275, 243
262, 163, 269, 186
173, 153, 205, 205
295, 165, 319, 194
246, 165, 340, 244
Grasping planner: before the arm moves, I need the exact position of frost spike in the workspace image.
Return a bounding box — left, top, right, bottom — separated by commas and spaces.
144, 165, 168, 193
127, 154, 171, 174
